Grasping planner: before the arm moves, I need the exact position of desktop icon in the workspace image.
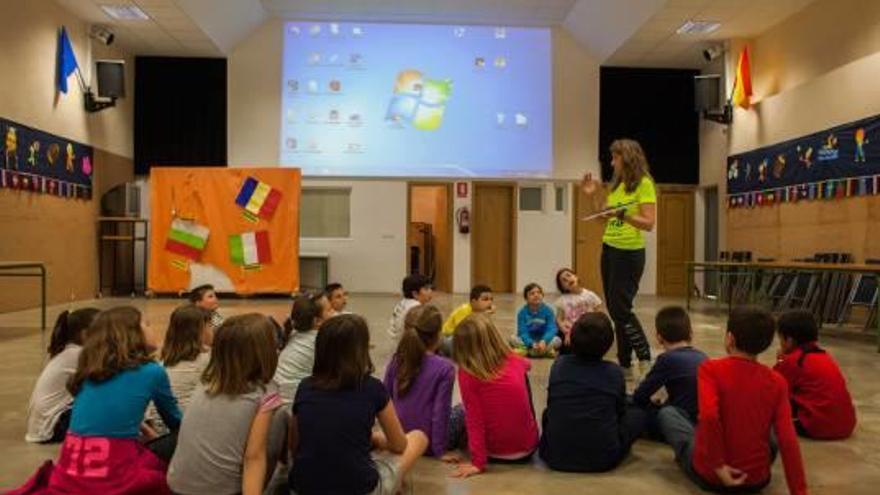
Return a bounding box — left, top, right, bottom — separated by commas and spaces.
495, 27, 507, 39
494, 56, 507, 69
329, 80, 342, 92
309, 25, 321, 36
307, 80, 319, 93
352, 26, 364, 37
329, 23, 340, 35
515, 113, 528, 127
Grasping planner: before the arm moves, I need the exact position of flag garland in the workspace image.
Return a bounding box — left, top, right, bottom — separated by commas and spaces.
229, 231, 272, 267
728, 112, 880, 209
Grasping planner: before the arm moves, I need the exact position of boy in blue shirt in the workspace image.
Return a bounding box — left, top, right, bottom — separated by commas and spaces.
630, 306, 707, 439
512, 283, 561, 358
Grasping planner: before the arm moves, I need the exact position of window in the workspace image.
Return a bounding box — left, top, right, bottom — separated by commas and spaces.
519, 186, 543, 211
300, 188, 351, 238
554, 184, 567, 212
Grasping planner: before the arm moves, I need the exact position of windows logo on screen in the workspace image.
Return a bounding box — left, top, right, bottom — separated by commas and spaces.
385, 70, 452, 131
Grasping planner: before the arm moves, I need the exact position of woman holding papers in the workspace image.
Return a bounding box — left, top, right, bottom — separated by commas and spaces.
581, 139, 657, 377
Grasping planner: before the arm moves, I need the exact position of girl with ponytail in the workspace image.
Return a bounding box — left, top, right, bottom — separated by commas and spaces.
26, 307, 99, 443
383, 304, 455, 458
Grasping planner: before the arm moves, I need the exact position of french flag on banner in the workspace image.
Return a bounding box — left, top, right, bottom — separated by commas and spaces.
229, 231, 271, 266
235, 177, 282, 219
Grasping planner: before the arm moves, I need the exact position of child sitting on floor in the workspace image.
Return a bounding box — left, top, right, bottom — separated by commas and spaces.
388, 274, 434, 341
774, 309, 856, 440
383, 305, 455, 458
189, 284, 224, 329
167, 314, 286, 495
440, 285, 494, 355
512, 283, 561, 358
26, 307, 100, 443
274, 293, 330, 406
554, 268, 602, 351
289, 314, 428, 494
658, 306, 807, 495
446, 313, 539, 478
540, 312, 646, 472
12, 307, 182, 495
631, 306, 707, 439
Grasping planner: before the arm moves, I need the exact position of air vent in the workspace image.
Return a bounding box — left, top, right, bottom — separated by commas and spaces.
676, 20, 721, 35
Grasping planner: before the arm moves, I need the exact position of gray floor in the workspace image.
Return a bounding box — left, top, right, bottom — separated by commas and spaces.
1, 293, 879, 494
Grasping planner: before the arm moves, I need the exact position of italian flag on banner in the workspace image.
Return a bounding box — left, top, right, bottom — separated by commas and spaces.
235, 177, 282, 219
229, 231, 271, 266
165, 218, 210, 261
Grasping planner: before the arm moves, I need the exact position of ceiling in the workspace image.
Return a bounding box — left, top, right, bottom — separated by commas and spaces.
55, 0, 819, 67
605, 0, 819, 68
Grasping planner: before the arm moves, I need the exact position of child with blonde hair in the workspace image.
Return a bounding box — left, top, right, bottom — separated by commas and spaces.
446, 313, 539, 478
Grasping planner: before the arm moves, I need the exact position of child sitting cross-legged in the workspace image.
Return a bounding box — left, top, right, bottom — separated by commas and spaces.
440, 285, 494, 356
539, 312, 646, 472
445, 313, 539, 478
289, 314, 428, 494
774, 310, 856, 440
512, 283, 561, 358
658, 306, 807, 495
630, 306, 707, 439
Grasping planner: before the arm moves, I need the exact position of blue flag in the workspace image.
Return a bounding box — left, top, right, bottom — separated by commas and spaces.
57, 27, 79, 94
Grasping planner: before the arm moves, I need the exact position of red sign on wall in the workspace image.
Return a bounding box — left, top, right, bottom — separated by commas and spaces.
456, 182, 468, 198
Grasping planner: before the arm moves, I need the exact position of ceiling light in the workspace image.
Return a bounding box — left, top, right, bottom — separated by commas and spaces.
676, 20, 721, 35
100, 4, 150, 21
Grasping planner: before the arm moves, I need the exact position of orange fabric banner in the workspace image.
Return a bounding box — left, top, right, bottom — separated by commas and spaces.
148, 167, 301, 294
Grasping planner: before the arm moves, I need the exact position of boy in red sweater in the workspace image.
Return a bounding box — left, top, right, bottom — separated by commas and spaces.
774, 310, 856, 440
658, 306, 807, 495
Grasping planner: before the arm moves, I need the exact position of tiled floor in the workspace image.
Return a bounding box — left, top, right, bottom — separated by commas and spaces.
1, 293, 879, 494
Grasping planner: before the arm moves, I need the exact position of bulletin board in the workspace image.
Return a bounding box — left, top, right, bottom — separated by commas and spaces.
148, 167, 301, 294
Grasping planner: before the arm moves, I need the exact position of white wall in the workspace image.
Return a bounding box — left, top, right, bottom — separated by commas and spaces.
452, 182, 471, 293
300, 180, 408, 293
515, 182, 574, 295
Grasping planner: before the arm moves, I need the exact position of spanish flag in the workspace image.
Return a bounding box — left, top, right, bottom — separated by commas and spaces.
732, 46, 752, 109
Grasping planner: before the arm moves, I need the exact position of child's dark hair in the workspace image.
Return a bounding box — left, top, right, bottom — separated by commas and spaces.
394, 305, 443, 396
282, 293, 323, 339
312, 314, 374, 391
571, 312, 614, 360
727, 306, 776, 355
48, 308, 100, 358
555, 268, 575, 294
523, 283, 543, 300
161, 305, 210, 367
655, 306, 692, 344
188, 284, 215, 304
325, 282, 343, 295
470, 284, 492, 301
777, 310, 819, 346
202, 314, 278, 396
402, 274, 432, 299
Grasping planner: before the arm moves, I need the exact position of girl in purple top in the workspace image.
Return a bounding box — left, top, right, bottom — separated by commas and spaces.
383, 304, 455, 458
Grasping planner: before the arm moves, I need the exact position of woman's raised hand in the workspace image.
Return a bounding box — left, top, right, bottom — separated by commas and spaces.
581, 172, 600, 195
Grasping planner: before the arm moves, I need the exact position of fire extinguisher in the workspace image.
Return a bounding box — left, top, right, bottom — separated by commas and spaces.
456, 207, 470, 234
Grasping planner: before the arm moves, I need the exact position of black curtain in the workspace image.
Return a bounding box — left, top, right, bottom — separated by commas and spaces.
599, 67, 699, 185
134, 57, 227, 175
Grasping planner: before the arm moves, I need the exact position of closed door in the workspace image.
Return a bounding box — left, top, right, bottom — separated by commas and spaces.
657, 189, 695, 297
472, 184, 515, 292
573, 188, 607, 300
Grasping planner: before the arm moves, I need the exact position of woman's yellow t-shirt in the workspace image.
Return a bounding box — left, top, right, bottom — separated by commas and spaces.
602, 176, 656, 250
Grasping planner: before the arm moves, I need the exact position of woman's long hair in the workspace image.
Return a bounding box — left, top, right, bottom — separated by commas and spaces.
311, 314, 374, 391
201, 314, 278, 396
610, 138, 652, 193
68, 307, 152, 395
48, 308, 100, 358
393, 305, 443, 396
452, 313, 511, 381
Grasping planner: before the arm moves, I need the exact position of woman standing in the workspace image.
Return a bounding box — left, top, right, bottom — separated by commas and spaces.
581, 139, 656, 375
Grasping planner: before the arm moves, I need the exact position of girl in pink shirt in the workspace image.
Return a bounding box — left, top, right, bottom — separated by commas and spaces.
446, 313, 539, 478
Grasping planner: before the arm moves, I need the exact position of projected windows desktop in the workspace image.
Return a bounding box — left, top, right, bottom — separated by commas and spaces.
280, 22, 552, 177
